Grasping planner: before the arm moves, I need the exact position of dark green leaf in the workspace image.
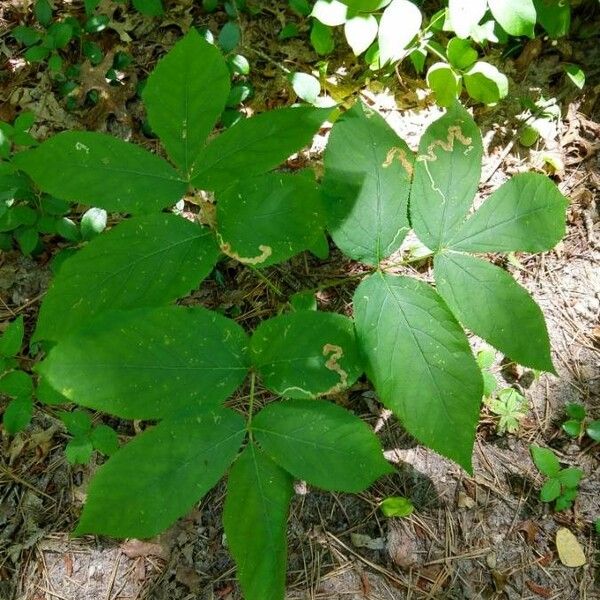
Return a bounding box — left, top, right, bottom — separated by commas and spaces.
34, 214, 219, 343
410, 102, 483, 251
586, 420, 600, 442
223, 444, 293, 600
14, 132, 187, 214
565, 402, 585, 421
310, 20, 335, 55
12, 26, 42, 47
38, 306, 249, 419
91, 424, 119, 455
76, 407, 245, 537
0, 316, 24, 358
447, 173, 568, 253
253, 399, 392, 492
251, 310, 362, 399
530, 445, 560, 478
133, 0, 164, 16
434, 252, 554, 372
3, 395, 33, 434
143, 29, 230, 175
558, 467, 583, 489
65, 437, 94, 464
354, 272, 482, 471
534, 0, 570, 38
190, 106, 331, 190
562, 420, 582, 438
0, 370, 34, 398
60, 409, 92, 436
322, 101, 413, 265
540, 478, 560, 502
218, 22, 241, 52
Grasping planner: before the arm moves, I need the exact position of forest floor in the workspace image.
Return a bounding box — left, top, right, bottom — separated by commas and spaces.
0, 2, 599, 599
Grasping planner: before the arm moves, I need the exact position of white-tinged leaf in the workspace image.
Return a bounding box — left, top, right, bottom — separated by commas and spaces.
311, 0, 348, 26
344, 14, 378, 56
378, 0, 422, 65
488, 0, 536, 37
448, 0, 487, 38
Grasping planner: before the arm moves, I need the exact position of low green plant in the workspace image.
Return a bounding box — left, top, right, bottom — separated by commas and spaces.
8, 29, 567, 600
487, 388, 528, 434
562, 403, 600, 442
530, 445, 583, 511
59, 409, 119, 464
380, 496, 414, 517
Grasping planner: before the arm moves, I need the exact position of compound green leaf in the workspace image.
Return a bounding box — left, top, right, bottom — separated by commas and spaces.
38, 306, 249, 419
216, 172, 325, 268
322, 101, 413, 265
434, 252, 554, 372
76, 406, 245, 538
447, 173, 568, 253
354, 272, 482, 471
251, 310, 362, 399
448, 0, 487, 38
463, 61, 508, 105
253, 399, 392, 492
0, 315, 24, 357
34, 214, 220, 343
488, 0, 536, 37
224, 443, 293, 600
14, 132, 186, 214
426, 63, 462, 108
410, 102, 483, 251
143, 29, 230, 176
378, 0, 422, 65
190, 106, 331, 191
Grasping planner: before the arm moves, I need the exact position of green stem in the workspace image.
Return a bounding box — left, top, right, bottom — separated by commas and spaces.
249, 265, 284, 297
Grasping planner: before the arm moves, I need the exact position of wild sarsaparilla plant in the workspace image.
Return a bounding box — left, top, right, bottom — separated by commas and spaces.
9, 28, 567, 600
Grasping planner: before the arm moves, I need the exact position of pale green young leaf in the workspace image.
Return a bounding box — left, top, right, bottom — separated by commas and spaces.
488, 0, 536, 37
426, 63, 462, 107
447, 173, 568, 253
448, 0, 487, 38
251, 310, 362, 399
322, 101, 413, 265
38, 306, 249, 419
76, 407, 245, 538
530, 445, 560, 478
143, 29, 229, 176
586, 420, 600, 442
378, 0, 422, 65
380, 496, 414, 517
354, 272, 482, 471
34, 214, 220, 343
14, 132, 187, 214
290, 72, 321, 103
3, 395, 33, 434
344, 14, 378, 56
410, 102, 483, 251
463, 62, 508, 105
190, 106, 331, 190
446, 38, 478, 71
253, 399, 392, 492
216, 172, 325, 268
434, 252, 554, 372
0, 315, 24, 357
223, 444, 293, 600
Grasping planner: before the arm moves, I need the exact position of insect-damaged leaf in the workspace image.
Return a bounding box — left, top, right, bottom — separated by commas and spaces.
38, 306, 249, 419
250, 310, 362, 399
253, 399, 392, 492
447, 173, 568, 253
14, 132, 186, 214
76, 407, 245, 538
434, 252, 554, 372
143, 28, 230, 176
34, 214, 220, 343
223, 444, 293, 600
410, 102, 482, 251
190, 106, 331, 191
216, 172, 325, 268
354, 272, 482, 471
322, 101, 413, 265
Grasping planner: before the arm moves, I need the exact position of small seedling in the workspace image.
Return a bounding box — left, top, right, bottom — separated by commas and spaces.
562, 403, 600, 442
530, 445, 583, 511
486, 388, 528, 435
59, 409, 119, 465
380, 496, 414, 518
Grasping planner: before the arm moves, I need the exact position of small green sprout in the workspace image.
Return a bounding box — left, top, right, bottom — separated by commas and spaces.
562, 403, 600, 443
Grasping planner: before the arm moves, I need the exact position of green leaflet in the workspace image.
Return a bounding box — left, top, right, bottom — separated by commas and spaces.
354, 272, 482, 471
0, 315, 24, 357
488, 0, 536, 37
410, 102, 483, 251
223, 444, 293, 600
250, 310, 362, 399
34, 214, 220, 343
76, 406, 245, 538
253, 399, 392, 492
143, 29, 230, 176
216, 172, 325, 268
322, 101, 413, 265
190, 106, 331, 190
13, 132, 186, 214
38, 306, 249, 419
448, 173, 568, 252
534, 0, 570, 38
434, 252, 554, 372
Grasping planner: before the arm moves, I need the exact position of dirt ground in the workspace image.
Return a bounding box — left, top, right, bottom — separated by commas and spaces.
1, 2, 599, 599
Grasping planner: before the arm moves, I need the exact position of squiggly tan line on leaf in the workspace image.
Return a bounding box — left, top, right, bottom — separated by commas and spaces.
382, 147, 414, 177
321, 343, 348, 394
417, 125, 473, 163
218, 235, 272, 265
